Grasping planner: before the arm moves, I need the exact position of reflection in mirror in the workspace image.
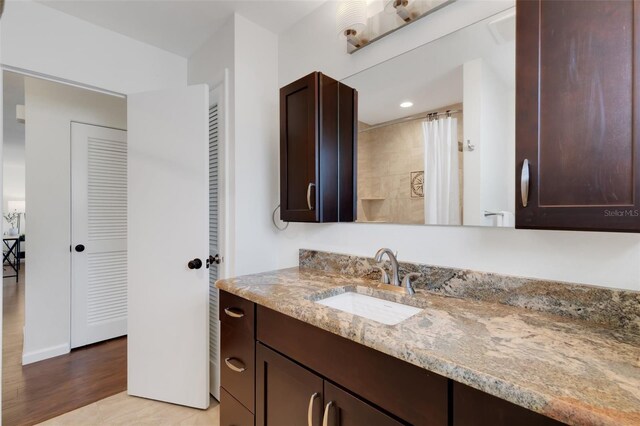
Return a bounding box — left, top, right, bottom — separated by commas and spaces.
343, 8, 515, 227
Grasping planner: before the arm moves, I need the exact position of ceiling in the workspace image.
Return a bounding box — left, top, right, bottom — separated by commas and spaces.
344, 8, 516, 125
3, 72, 25, 166
36, 0, 325, 57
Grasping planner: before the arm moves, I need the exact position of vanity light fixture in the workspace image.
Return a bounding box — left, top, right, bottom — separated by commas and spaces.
337, 1, 368, 52
392, 0, 414, 22
400, 101, 414, 108
338, 0, 458, 54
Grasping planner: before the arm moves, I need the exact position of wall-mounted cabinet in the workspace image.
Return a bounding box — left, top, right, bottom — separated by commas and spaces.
516, 0, 640, 232
279, 72, 357, 223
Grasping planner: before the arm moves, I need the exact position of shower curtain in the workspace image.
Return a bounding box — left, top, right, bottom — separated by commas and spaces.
422, 117, 461, 225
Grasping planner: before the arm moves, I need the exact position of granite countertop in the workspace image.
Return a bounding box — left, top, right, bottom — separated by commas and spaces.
216, 267, 640, 426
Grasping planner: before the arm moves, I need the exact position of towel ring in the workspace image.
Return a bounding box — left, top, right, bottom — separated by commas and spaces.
272, 204, 289, 231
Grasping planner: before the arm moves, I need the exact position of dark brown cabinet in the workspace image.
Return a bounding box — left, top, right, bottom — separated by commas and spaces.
516, 0, 640, 232
453, 383, 564, 426
256, 343, 401, 426
220, 322, 255, 412
221, 389, 254, 426
219, 290, 566, 426
256, 305, 448, 426
279, 72, 357, 223
324, 381, 403, 426
219, 292, 256, 426
255, 343, 324, 426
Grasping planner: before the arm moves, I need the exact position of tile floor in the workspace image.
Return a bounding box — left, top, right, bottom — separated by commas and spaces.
38, 392, 220, 425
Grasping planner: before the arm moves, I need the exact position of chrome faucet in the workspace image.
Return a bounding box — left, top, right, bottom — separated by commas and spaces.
374, 248, 418, 295
375, 248, 401, 285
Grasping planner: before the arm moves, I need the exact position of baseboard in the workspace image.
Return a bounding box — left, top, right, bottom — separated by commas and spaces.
22, 342, 70, 365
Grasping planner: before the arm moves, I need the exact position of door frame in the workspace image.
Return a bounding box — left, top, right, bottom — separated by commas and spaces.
1, 65, 129, 366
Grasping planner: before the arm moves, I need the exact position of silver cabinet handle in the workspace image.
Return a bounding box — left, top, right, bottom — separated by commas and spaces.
224, 307, 244, 318
521, 159, 530, 207
307, 392, 319, 426
224, 357, 246, 373
322, 401, 334, 426
307, 182, 316, 210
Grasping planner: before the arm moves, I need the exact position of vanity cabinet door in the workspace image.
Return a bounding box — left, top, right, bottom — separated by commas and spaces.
323, 381, 403, 426
453, 383, 565, 426
280, 72, 319, 222
256, 343, 324, 426
279, 72, 357, 223
516, 0, 640, 232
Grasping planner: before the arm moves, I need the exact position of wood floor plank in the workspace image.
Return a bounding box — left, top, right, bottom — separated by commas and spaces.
3, 267, 127, 426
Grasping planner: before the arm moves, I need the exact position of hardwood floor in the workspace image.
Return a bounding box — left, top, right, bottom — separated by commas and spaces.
3, 266, 127, 426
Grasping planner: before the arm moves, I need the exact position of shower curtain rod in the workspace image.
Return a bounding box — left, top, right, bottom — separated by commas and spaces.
359, 109, 462, 133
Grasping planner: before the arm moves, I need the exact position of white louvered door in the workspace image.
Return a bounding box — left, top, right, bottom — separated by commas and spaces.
71, 122, 128, 348
209, 99, 221, 400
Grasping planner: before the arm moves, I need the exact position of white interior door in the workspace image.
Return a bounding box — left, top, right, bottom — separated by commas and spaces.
127, 85, 210, 409
71, 122, 128, 349
208, 86, 222, 401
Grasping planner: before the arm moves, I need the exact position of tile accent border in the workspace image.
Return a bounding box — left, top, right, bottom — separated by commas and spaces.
299, 249, 640, 333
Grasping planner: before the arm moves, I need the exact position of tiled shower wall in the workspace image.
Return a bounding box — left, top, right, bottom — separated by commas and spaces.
357, 104, 464, 224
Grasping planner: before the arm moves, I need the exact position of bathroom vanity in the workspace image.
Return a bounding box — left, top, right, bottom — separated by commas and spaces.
216, 260, 640, 426
218, 289, 562, 426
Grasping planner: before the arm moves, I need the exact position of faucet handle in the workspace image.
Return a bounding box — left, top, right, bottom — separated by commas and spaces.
401, 273, 420, 295
375, 266, 390, 284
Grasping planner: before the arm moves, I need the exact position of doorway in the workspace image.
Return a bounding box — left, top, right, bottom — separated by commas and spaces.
2, 71, 128, 425
2, 68, 226, 424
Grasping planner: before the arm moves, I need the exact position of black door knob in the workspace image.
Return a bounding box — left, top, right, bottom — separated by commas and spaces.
75, 244, 85, 252
207, 254, 221, 268
188, 258, 203, 270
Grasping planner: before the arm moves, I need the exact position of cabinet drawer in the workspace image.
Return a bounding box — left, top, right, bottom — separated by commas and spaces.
221, 388, 254, 426
221, 323, 255, 413
220, 290, 255, 336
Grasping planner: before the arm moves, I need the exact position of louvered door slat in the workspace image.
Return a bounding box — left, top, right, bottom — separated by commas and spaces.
71, 123, 128, 349
209, 102, 221, 401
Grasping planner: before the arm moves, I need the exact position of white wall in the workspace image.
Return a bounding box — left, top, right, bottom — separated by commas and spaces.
188, 17, 235, 90
1, 1, 186, 94
188, 14, 280, 277
463, 59, 482, 226
232, 15, 280, 275
23, 77, 126, 364
463, 58, 511, 226
275, 0, 640, 290
478, 60, 510, 222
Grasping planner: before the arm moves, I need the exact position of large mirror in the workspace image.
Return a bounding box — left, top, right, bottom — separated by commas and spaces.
343, 8, 515, 227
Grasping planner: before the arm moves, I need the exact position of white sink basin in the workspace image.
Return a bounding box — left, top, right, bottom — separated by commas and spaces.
316, 291, 421, 325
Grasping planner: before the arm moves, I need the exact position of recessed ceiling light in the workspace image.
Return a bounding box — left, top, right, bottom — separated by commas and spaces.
400, 101, 414, 108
